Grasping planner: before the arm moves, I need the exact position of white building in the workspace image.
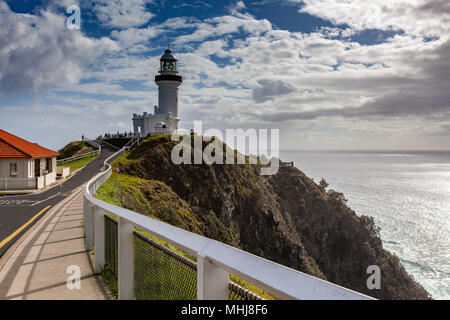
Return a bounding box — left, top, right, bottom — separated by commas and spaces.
0, 129, 59, 191
133, 48, 183, 137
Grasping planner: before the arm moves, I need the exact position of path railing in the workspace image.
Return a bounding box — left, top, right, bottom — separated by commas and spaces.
123, 135, 140, 149
57, 150, 99, 165
96, 139, 120, 151
84, 144, 374, 300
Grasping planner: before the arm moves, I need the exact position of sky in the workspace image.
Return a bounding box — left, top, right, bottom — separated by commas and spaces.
0, 0, 449, 151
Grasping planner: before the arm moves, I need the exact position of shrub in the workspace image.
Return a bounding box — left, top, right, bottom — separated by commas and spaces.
319, 178, 329, 190
327, 189, 348, 205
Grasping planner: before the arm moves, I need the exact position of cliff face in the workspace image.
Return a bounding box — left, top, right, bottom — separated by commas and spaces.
101, 135, 430, 300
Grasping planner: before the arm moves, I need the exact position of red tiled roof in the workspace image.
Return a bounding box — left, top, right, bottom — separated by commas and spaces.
0, 140, 28, 158
0, 129, 59, 159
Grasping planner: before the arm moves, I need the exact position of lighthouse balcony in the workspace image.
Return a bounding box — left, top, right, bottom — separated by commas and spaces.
155, 74, 183, 83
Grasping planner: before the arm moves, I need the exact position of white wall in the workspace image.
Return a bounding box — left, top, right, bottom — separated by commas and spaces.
0, 159, 37, 190
57, 167, 70, 179
39, 158, 46, 175
141, 117, 180, 136
0, 159, 31, 179
44, 172, 56, 186
0, 157, 57, 190
157, 80, 181, 118
37, 176, 44, 189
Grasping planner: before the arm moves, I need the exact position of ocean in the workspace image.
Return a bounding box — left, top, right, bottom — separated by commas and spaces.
280, 150, 450, 300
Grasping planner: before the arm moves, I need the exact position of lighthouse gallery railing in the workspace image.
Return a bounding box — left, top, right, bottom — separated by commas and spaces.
83, 143, 374, 300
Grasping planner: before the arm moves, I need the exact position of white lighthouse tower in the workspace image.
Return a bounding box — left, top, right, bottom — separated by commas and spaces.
133, 48, 183, 136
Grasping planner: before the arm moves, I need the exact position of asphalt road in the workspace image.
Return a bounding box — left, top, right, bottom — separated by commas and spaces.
0, 143, 116, 258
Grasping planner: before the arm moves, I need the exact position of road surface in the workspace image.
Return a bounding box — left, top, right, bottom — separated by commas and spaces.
0, 143, 116, 258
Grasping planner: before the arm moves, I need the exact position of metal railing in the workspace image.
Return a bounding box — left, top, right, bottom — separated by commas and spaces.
98, 132, 137, 140
124, 135, 140, 149
57, 138, 102, 165
84, 144, 374, 300
97, 139, 120, 151
57, 150, 99, 165
97, 134, 140, 151
103, 215, 264, 300
83, 138, 101, 151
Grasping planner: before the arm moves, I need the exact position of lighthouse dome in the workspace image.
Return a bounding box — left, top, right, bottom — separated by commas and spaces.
160, 49, 177, 61
159, 48, 179, 73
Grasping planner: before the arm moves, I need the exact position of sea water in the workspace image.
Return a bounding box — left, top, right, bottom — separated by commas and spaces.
280, 150, 450, 299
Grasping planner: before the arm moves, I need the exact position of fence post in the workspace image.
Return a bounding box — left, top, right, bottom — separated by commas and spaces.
84, 197, 94, 250
94, 207, 105, 273
118, 217, 134, 300
197, 253, 229, 300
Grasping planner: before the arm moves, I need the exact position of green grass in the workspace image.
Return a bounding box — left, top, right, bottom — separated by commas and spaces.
58, 154, 98, 170
95, 172, 147, 207
111, 151, 132, 166
101, 268, 118, 298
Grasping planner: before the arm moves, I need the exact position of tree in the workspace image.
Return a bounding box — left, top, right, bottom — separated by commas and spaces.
327, 189, 348, 205
319, 178, 329, 190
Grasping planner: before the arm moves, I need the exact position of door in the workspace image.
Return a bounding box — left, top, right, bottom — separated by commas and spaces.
35, 159, 40, 177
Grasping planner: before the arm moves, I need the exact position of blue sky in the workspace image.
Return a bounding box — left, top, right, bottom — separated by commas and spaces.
1, 0, 449, 151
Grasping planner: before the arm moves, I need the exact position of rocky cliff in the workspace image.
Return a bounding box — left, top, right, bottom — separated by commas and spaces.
96, 134, 430, 300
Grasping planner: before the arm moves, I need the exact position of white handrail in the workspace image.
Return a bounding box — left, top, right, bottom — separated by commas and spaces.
123, 135, 140, 150
84, 145, 375, 301
97, 139, 120, 151
82, 138, 101, 151
57, 150, 99, 165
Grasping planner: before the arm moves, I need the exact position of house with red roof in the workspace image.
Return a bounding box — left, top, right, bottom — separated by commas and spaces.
0, 129, 59, 191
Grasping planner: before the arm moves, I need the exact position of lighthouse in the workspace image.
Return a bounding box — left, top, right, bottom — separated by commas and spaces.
133, 48, 183, 136
156, 49, 183, 119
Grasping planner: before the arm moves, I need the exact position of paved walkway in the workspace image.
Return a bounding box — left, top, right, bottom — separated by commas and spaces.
0, 187, 110, 300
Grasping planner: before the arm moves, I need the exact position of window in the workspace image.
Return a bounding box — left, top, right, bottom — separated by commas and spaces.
162, 60, 176, 71
10, 163, 17, 177
45, 158, 51, 174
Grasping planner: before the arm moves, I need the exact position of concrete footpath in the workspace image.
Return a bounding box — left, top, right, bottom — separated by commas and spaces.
0, 186, 111, 300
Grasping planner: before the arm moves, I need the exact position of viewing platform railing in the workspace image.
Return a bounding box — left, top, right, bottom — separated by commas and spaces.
84, 140, 374, 300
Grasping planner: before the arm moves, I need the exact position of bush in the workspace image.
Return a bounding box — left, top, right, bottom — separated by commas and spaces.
327, 189, 348, 205
319, 178, 329, 190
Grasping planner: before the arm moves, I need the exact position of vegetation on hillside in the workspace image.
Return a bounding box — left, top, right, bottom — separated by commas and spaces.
58, 141, 94, 159
95, 134, 431, 300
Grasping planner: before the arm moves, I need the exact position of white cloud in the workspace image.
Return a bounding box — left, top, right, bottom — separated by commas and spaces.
0, 1, 118, 96
175, 12, 271, 44
2, 1, 450, 150
110, 26, 160, 47
236, 1, 247, 10
93, 0, 154, 29
252, 79, 296, 103
300, 0, 450, 37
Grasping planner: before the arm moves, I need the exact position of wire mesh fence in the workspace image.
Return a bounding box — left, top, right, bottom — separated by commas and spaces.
134, 232, 197, 300
104, 215, 264, 300
229, 282, 264, 300
104, 216, 118, 278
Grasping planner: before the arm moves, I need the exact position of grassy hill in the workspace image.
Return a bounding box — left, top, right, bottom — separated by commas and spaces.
58, 141, 94, 159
